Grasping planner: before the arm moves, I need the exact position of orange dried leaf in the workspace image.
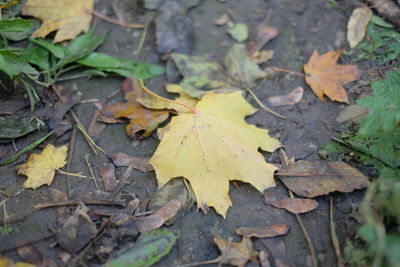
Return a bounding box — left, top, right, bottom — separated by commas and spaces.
104, 79, 169, 139
304, 50, 361, 103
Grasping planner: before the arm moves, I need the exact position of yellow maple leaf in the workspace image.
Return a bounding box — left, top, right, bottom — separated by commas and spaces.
17, 144, 68, 189
137, 84, 198, 114
150, 91, 281, 217
22, 0, 94, 42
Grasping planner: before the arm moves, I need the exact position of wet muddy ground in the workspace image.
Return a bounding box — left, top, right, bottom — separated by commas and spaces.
0, 0, 377, 266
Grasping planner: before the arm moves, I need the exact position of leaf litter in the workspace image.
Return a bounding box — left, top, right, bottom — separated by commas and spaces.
0, 0, 390, 266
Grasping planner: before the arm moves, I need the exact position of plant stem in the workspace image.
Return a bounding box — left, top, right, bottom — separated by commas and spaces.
246, 88, 286, 119
274, 67, 306, 77
91, 10, 144, 28
0, 132, 53, 166
139, 80, 199, 113
330, 196, 345, 267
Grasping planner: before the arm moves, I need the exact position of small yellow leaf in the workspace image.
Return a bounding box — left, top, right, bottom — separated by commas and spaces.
22, 0, 94, 42
17, 144, 68, 189
150, 91, 281, 217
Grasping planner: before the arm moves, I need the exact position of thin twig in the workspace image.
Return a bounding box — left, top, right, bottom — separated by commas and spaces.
289, 190, 318, 267
246, 88, 286, 119
66, 127, 77, 197
330, 196, 345, 267
55, 168, 87, 178
70, 217, 111, 265
273, 67, 306, 77
85, 154, 100, 191
51, 85, 105, 156
0, 132, 53, 166
33, 200, 125, 210
0, 234, 55, 253
91, 10, 144, 29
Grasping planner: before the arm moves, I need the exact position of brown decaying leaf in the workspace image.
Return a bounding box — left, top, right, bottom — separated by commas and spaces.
247, 25, 279, 54
17, 245, 43, 264
55, 202, 97, 254
49, 188, 69, 223
213, 234, 257, 267
276, 160, 370, 198
22, 0, 94, 42
260, 238, 290, 267
110, 153, 154, 172
215, 13, 231, 26
88, 106, 106, 137
259, 251, 271, 267
347, 7, 373, 49
266, 87, 304, 107
304, 50, 361, 103
251, 50, 274, 64
48, 85, 81, 129
264, 196, 318, 214
236, 224, 290, 238
99, 163, 117, 192
103, 78, 169, 139
116, 200, 181, 233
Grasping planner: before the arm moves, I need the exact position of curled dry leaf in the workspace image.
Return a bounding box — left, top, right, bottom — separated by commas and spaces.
150, 92, 280, 217
276, 160, 370, 198
213, 234, 257, 267
264, 195, 318, 214
22, 0, 94, 42
266, 87, 304, 107
304, 50, 361, 103
17, 144, 68, 189
116, 200, 181, 233
347, 7, 373, 49
99, 163, 117, 192
236, 224, 290, 238
111, 153, 154, 172
103, 78, 169, 139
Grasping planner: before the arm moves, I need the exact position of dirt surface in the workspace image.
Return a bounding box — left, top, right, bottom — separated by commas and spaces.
0, 0, 374, 266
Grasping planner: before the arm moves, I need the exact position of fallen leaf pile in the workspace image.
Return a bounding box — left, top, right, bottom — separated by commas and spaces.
304, 50, 361, 103
22, 0, 94, 42
150, 91, 281, 216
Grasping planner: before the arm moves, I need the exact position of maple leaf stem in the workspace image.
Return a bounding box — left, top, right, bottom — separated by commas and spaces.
246, 88, 286, 119
273, 67, 307, 77
91, 10, 144, 29
139, 80, 199, 113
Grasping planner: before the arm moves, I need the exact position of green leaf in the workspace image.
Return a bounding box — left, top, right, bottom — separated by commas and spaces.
346, 131, 400, 168
0, 50, 38, 78
370, 15, 393, 28
227, 23, 249, 42
31, 38, 65, 58
0, 115, 37, 139
224, 44, 266, 88
56, 30, 106, 68
0, 18, 34, 33
22, 43, 50, 70
172, 44, 265, 97
77, 52, 165, 79
106, 229, 176, 267
358, 71, 400, 134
